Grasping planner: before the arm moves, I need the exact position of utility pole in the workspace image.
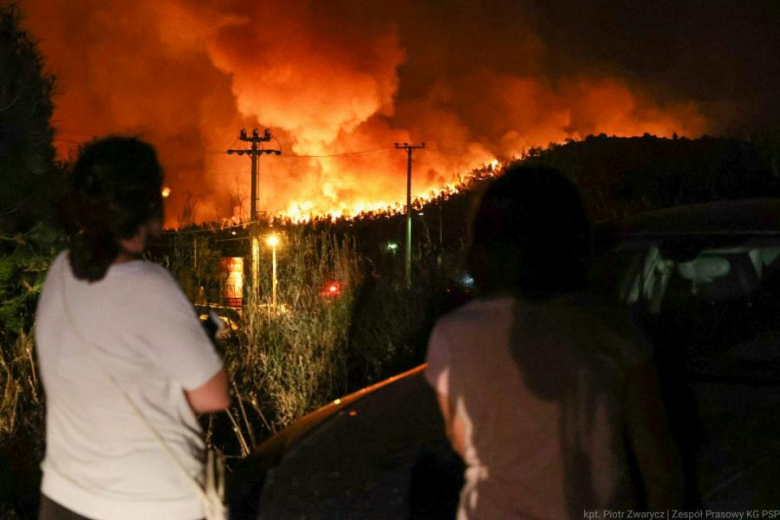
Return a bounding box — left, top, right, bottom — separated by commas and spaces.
394, 142, 425, 288
228, 129, 281, 222
438, 204, 443, 268
228, 129, 281, 303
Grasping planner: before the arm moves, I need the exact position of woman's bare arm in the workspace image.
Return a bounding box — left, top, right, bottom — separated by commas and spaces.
185, 369, 230, 413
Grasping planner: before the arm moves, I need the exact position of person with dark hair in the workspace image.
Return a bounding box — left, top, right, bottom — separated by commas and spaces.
35, 136, 229, 519
425, 165, 683, 518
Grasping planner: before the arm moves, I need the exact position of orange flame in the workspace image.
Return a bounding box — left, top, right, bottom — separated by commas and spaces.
21, 0, 709, 227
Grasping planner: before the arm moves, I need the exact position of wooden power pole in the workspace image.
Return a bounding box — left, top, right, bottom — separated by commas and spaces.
228, 129, 281, 302
394, 142, 425, 288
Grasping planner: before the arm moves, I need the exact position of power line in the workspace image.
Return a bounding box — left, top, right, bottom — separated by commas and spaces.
205, 147, 393, 158
276, 148, 393, 159
271, 134, 284, 154
53, 132, 493, 161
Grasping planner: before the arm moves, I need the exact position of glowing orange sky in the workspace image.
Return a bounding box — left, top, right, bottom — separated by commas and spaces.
20, 0, 715, 226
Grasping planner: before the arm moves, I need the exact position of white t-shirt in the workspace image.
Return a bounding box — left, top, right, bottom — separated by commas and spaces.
35, 251, 223, 520
425, 294, 650, 519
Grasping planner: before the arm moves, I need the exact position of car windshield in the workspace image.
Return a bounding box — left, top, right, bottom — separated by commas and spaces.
599, 237, 780, 382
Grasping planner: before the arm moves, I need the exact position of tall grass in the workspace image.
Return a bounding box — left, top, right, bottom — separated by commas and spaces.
213, 225, 454, 455
0, 330, 41, 439
225, 228, 363, 440
0, 224, 54, 443
0, 222, 458, 516
0, 225, 58, 518
0, 331, 42, 518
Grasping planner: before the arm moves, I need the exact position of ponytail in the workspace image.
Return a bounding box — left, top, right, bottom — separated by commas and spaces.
61, 136, 163, 282
69, 228, 120, 282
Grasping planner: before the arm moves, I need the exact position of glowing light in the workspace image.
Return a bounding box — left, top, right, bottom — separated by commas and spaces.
161, 187, 171, 198
385, 242, 399, 252
320, 281, 341, 297
266, 235, 280, 247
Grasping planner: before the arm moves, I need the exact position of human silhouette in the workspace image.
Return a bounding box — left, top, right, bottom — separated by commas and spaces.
425, 164, 683, 518
36, 136, 229, 519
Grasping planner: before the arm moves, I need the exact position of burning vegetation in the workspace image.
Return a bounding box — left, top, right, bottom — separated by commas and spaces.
15, 0, 740, 227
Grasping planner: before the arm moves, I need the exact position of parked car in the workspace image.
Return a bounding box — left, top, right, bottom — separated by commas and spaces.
230, 198, 780, 517
593, 198, 780, 509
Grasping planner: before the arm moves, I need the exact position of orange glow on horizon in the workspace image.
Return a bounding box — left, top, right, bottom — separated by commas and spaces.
22, 1, 709, 228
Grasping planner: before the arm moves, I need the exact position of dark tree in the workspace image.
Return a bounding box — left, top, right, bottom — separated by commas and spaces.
0, 3, 56, 231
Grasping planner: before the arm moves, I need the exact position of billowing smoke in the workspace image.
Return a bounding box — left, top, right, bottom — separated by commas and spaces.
21, 0, 750, 226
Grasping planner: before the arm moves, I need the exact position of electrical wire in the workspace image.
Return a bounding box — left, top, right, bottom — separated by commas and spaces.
272, 134, 284, 154
224, 134, 241, 153
277, 148, 393, 159
210, 147, 394, 158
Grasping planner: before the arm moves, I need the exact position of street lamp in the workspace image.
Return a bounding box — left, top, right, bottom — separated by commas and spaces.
265, 234, 280, 308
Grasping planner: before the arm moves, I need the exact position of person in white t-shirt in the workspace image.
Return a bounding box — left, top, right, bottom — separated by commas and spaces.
425, 165, 684, 519
35, 136, 229, 520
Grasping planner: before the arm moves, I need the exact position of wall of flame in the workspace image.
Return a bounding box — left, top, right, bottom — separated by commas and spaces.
21, 0, 719, 227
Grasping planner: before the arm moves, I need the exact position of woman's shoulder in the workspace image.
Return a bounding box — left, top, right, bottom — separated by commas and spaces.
140, 261, 182, 289
436, 295, 516, 333
43, 250, 73, 287
136, 260, 175, 281
114, 261, 194, 322
109, 260, 181, 298
50, 250, 69, 271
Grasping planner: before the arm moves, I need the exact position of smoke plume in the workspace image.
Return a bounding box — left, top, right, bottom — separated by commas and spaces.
21, 0, 773, 225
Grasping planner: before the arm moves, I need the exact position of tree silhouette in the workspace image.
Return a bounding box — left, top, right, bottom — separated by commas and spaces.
0, 3, 56, 231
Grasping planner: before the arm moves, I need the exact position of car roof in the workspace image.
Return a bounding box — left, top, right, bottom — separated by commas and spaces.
597, 198, 780, 243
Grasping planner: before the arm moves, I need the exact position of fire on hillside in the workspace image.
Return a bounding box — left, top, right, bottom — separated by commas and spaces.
21, 1, 713, 226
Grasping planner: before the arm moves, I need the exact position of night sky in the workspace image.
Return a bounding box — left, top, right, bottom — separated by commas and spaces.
19, 0, 780, 224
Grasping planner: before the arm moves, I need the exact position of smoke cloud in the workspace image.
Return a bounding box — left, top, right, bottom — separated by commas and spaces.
20, 0, 772, 226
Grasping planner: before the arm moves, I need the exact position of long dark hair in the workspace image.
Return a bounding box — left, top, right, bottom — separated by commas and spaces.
467, 164, 592, 302
61, 136, 163, 282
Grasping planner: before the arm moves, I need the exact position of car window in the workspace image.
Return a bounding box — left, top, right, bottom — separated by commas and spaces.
597, 239, 780, 382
